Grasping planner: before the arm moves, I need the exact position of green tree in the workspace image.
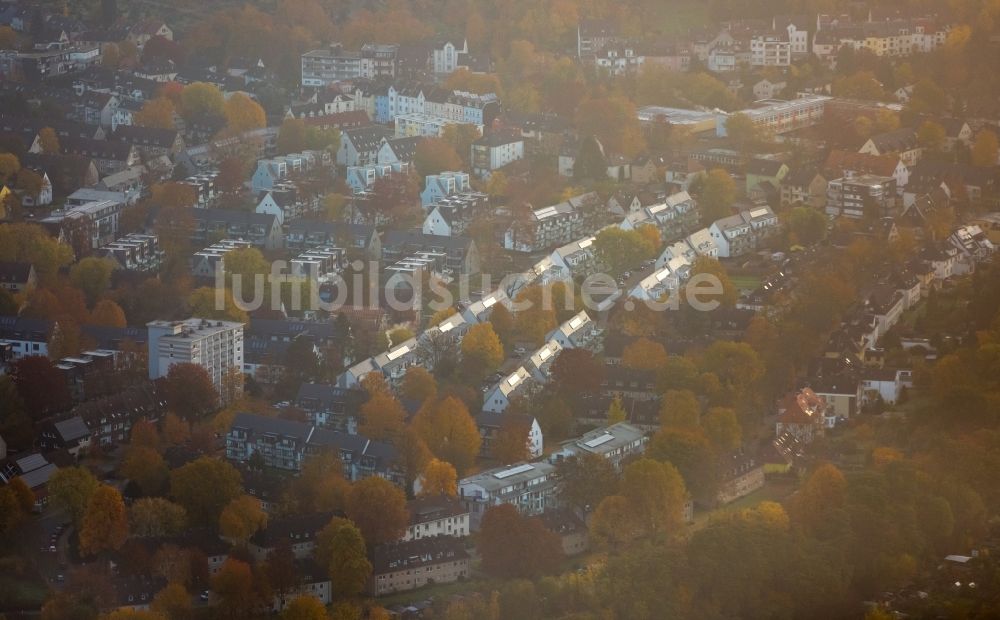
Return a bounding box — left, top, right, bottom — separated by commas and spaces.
786, 206, 828, 246
702, 407, 741, 451
48, 466, 100, 527
648, 428, 719, 504
697, 168, 736, 225
917, 120, 946, 152
180, 82, 225, 123
607, 395, 627, 424
573, 135, 608, 180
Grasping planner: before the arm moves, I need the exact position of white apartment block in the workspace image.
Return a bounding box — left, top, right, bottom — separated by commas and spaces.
471, 135, 525, 178
394, 113, 474, 138
420, 171, 472, 208
147, 318, 245, 400
750, 34, 792, 66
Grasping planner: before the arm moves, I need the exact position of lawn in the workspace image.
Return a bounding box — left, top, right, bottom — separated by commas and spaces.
730, 275, 763, 291
0, 556, 50, 610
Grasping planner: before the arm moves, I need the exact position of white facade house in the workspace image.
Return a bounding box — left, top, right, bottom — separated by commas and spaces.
709, 206, 779, 258
483, 366, 533, 413
458, 461, 558, 529
421, 171, 472, 208
545, 311, 600, 350
471, 134, 525, 178
750, 33, 792, 66
403, 496, 471, 541
147, 318, 245, 400
432, 39, 468, 74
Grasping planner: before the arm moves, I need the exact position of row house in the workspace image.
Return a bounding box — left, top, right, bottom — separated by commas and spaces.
708, 206, 779, 258
337, 126, 392, 167
250, 150, 329, 192
382, 230, 480, 276
254, 184, 321, 225
47, 136, 139, 175
98, 233, 163, 273
549, 236, 599, 281
421, 171, 471, 207
550, 422, 648, 472
294, 383, 366, 432
458, 461, 558, 529
369, 536, 470, 596
285, 219, 381, 259
545, 311, 601, 351
110, 125, 185, 159
346, 161, 408, 194
503, 195, 589, 252
227, 412, 401, 482
422, 192, 490, 237
338, 336, 423, 388
403, 495, 470, 541
190, 209, 283, 250
859, 128, 922, 167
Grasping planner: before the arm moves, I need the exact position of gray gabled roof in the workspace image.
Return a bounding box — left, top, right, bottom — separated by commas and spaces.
54, 416, 90, 442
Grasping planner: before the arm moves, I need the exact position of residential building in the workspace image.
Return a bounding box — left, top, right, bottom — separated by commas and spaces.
40, 198, 124, 250
285, 219, 381, 259
458, 461, 558, 529
346, 161, 408, 195
716, 453, 766, 505
420, 171, 472, 208
482, 367, 533, 414
394, 112, 474, 138
550, 422, 647, 471
471, 134, 524, 178
709, 206, 780, 258
422, 192, 490, 237
338, 126, 392, 167
859, 128, 921, 167
0, 262, 36, 294
369, 536, 470, 596
382, 230, 480, 276
432, 39, 468, 74
147, 318, 244, 399
858, 368, 912, 405
545, 311, 600, 350
403, 495, 471, 541
753, 78, 787, 99
775, 388, 826, 443
190, 209, 283, 250
249, 511, 334, 561
250, 151, 328, 192
826, 174, 897, 219
98, 233, 163, 273
750, 32, 792, 66
780, 168, 828, 207
503, 194, 593, 252
271, 560, 331, 612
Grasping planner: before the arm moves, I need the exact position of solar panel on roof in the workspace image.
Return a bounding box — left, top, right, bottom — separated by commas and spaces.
16, 453, 47, 472
385, 345, 410, 361
568, 316, 583, 329
578, 238, 593, 248
749, 208, 769, 218
538, 347, 552, 360
438, 321, 454, 333
493, 463, 534, 479
482, 296, 496, 308
584, 433, 615, 448
507, 373, 521, 387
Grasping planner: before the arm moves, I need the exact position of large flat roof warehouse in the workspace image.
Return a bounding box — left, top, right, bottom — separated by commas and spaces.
636, 106, 718, 133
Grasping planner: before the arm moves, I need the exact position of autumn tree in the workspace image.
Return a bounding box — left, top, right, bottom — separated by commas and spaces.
550, 348, 605, 398
135, 98, 176, 129
696, 168, 736, 225
492, 414, 532, 463
48, 466, 100, 527
461, 322, 504, 379
622, 338, 668, 371
917, 120, 946, 152
574, 95, 645, 158
594, 227, 657, 277
402, 366, 438, 404
211, 558, 263, 620
9, 355, 72, 416
413, 138, 463, 177
187, 287, 249, 324
0, 478, 34, 533
608, 395, 627, 424
359, 391, 407, 441
129, 497, 188, 537
786, 206, 828, 246
556, 452, 619, 513
685, 257, 738, 309
80, 485, 129, 556
219, 494, 268, 544
180, 82, 225, 124
315, 517, 372, 598
0, 222, 73, 285
152, 582, 193, 620
698, 341, 764, 404
164, 363, 219, 419
37, 127, 60, 154
419, 458, 458, 497
659, 389, 701, 428
648, 428, 719, 504
606, 458, 688, 538
413, 396, 481, 475
971, 129, 999, 166
163, 412, 191, 446
396, 427, 432, 498
281, 596, 328, 620
89, 299, 127, 327
573, 134, 608, 180
285, 451, 351, 514
277, 117, 308, 154
703, 407, 741, 452
122, 446, 169, 496
0, 152, 20, 183
169, 457, 242, 525
789, 463, 847, 536
478, 504, 563, 579
224, 92, 266, 133
346, 476, 409, 546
